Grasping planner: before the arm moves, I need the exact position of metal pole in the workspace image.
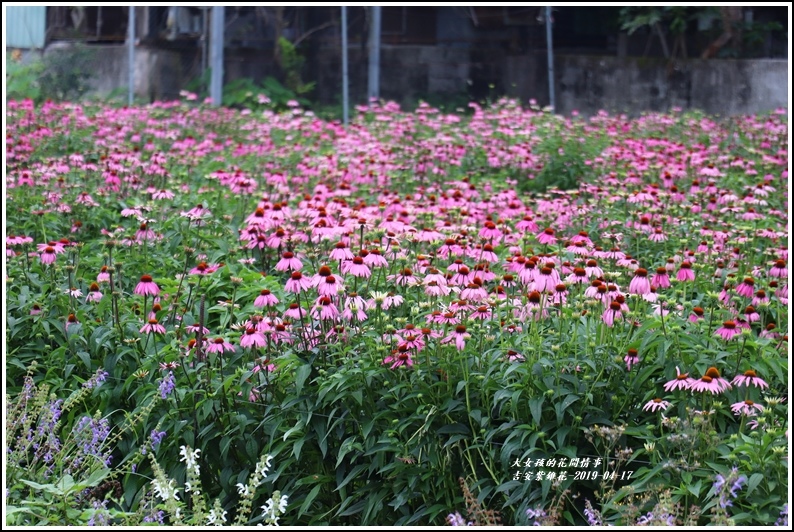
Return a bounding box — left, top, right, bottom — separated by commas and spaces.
127, 6, 135, 105
367, 6, 381, 100
341, 6, 349, 125
201, 8, 208, 77
210, 6, 225, 106
545, 6, 555, 111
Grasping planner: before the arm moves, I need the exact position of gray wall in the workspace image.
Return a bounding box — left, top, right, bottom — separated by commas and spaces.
16, 43, 789, 117
505, 53, 789, 116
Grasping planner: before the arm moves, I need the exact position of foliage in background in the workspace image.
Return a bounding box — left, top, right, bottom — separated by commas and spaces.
5, 45, 96, 103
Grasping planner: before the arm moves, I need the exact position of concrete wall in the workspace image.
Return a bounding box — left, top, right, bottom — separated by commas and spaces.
314, 45, 471, 106
504, 53, 789, 116
14, 42, 789, 116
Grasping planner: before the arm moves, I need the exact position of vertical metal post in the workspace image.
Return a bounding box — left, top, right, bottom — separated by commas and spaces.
127, 6, 135, 105
341, 6, 349, 125
367, 6, 381, 100
210, 6, 225, 106
97, 6, 103, 39
545, 6, 555, 111
201, 8, 208, 77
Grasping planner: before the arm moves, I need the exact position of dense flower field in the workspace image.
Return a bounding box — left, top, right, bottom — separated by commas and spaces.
4, 97, 789, 526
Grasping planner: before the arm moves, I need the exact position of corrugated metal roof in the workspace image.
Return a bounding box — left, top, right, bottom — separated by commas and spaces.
6, 6, 47, 49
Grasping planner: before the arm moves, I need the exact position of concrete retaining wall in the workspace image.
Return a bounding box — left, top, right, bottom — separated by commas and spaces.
16, 43, 788, 116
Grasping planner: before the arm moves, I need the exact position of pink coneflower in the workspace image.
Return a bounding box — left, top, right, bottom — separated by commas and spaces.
363, 248, 388, 268
329, 241, 354, 261
240, 327, 266, 349
389, 268, 418, 287
121, 207, 142, 218
252, 358, 277, 374
461, 281, 488, 302
135, 223, 156, 242
479, 220, 502, 240
97, 265, 111, 283
549, 283, 568, 305
285, 271, 312, 293
715, 321, 741, 341
648, 228, 667, 242
275, 251, 303, 272
742, 305, 760, 323
317, 274, 344, 297
38, 240, 66, 253
425, 280, 451, 297
643, 398, 670, 413
40, 246, 57, 265
342, 256, 372, 278
312, 296, 340, 321
443, 325, 470, 351
731, 399, 764, 417
254, 289, 279, 308
536, 228, 557, 245
759, 322, 780, 339
506, 349, 525, 362
584, 259, 603, 278
66, 286, 83, 298
206, 337, 236, 354
624, 348, 640, 371
86, 282, 103, 303
642, 285, 658, 303
342, 293, 369, 321
690, 375, 722, 394
383, 292, 404, 309
152, 189, 175, 200
140, 318, 166, 335
602, 301, 623, 327
189, 261, 220, 276
663, 366, 695, 392
651, 267, 671, 289
535, 264, 561, 293
134, 275, 160, 296
691, 367, 731, 394
449, 264, 474, 286
769, 258, 787, 278
182, 203, 210, 219
30, 304, 43, 316
731, 369, 769, 390
628, 268, 651, 295
676, 261, 695, 282
566, 267, 589, 285
516, 215, 538, 232
383, 346, 414, 369
735, 277, 755, 298
185, 324, 210, 335
65, 313, 80, 333
437, 238, 464, 258
284, 302, 307, 320
689, 306, 705, 323
470, 305, 492, 320
751, 289, 769, 307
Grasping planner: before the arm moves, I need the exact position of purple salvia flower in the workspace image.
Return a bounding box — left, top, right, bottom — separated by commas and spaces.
150, 429, 167, 450
584, 499, 603, 526
158, 371, 176, 399
526, 507, 547, 526
83, 368, 109, 389
775, 504, 788, 526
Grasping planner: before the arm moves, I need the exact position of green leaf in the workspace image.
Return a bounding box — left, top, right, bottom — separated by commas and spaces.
295, 364, 311, 396
529, 397, 544, 425
746, 472, 764, 496
298, 484, 323, 517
